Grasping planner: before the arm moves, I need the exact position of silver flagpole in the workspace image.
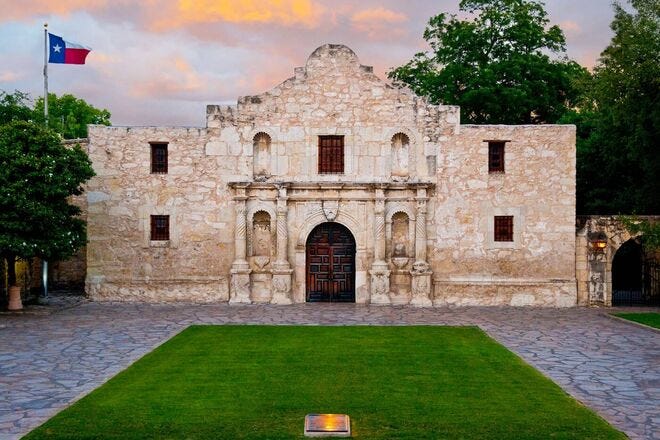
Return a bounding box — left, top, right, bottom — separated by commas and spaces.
42, 23, 49, 303
43, 23, 48, 125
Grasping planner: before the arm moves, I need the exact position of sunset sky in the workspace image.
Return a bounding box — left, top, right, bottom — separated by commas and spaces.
0, 0, 618, 127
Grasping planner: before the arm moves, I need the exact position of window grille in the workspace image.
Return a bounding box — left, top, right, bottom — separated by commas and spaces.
150, 215, 170, 241
318, 135, 344, 174
151, 142, 168, 174
494, 216, 514, 242
488, 141, 505, 173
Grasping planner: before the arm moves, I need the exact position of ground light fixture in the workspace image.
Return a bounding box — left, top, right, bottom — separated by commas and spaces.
304, 414, 351, 437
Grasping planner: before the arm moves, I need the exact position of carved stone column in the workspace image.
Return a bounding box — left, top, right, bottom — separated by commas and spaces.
230, 185, 251, 304
271, 184, 293, 304
410, 186, 432, 307
370, 185, 391, 304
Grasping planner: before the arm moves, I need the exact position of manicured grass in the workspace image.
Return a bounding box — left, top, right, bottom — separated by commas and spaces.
26, 326, 624, 439
613, 312, 660, 329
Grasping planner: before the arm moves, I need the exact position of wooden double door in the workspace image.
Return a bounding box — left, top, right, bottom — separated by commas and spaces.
306, 223, 356, 302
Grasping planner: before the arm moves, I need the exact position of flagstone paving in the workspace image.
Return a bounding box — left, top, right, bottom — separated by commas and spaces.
1, 300, 658, 439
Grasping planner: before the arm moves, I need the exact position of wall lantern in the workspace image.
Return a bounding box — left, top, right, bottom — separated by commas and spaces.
304, 414, 351, 437
590, 232, 608, 252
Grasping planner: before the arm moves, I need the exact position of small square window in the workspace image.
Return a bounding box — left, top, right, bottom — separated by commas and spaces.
151, 142, 168, 174
150, 215, 170, 241
318, 135, 344, 174
494, 216, 514, 242
488, 141, 505, 173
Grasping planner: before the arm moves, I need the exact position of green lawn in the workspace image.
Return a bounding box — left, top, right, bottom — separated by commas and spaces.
613, 312, 660, 329
25, 326, 624, 439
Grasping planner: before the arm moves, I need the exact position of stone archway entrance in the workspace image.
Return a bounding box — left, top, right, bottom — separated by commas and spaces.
612, 239, 643, 306
306, 222, 356, 302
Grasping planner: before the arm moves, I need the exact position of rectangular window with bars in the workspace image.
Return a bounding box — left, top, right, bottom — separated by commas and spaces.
488, 141, 505, 173
318, 135, 344, 174
494, 216, 514, 242
150, 215, 170, 241
151, 142, 168, 174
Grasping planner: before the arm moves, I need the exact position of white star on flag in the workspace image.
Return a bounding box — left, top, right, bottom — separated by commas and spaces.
53, 44, 61, 52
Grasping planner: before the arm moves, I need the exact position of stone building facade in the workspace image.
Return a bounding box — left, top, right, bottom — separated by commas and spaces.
85, 44, 577, 306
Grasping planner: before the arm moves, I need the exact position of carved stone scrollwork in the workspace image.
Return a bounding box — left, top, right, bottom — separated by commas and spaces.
369, 269, 391, 305
322, 200, 339, 221
271, 270, 293, 305
229, 270, 251, 304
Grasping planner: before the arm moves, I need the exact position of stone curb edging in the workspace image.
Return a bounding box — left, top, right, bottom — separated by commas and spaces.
604, 312, 660, 333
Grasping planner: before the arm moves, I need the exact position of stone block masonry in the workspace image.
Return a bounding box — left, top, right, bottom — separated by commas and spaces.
85, 44, 576, 306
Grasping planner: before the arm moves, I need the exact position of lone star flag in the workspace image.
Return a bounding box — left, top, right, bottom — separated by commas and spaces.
48, 33, 91, 64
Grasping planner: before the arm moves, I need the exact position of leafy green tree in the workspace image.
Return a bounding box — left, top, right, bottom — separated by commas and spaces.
0, 121, 95, 287
388, 0, 589, 124
571, 0, 659, 214
33, 93, 111, 139
0, 90, 34, 125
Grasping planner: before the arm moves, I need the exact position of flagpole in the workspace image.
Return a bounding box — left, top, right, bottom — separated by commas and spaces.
42, 23, 50, 303
43, 23, 48, 126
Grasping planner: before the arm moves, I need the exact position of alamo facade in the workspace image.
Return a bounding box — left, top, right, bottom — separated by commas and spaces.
84, 44, 577, 307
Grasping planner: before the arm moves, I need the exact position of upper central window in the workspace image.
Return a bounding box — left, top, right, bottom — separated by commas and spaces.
318, 135, 344, 174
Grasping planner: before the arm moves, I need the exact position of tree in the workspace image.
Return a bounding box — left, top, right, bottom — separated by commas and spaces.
0, 121, 95, 287
571, 0, 659, 214
0, 90, 34, 125
388, 0, 588, 124
33, 93, 111, 139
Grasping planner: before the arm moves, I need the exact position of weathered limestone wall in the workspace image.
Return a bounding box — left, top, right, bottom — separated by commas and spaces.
431, 125, 577, 306
205, 44, 459, 182
574, 216, 660, 306
84, 44, 577, 306
85, 126, 233, 302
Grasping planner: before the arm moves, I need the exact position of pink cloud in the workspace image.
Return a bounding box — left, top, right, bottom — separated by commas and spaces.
0, 71, 21, 82
151, 0, 326, 30
351, 7, 408, 40
0, 0, 109, 22
560, 20, 582, 35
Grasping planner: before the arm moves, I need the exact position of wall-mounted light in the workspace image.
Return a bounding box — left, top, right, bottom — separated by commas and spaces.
590, 232, 607, 252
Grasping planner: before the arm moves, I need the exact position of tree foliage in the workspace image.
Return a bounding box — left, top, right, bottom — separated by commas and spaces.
569, 0, 659, 214
33, 93, 111, 139
0, 90, 111, 139
0, 121, 95, 284
0, 90, 34, 125
388, 0, 588, 124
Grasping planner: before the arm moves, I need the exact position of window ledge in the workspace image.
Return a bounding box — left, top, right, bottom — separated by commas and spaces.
150, 240, 170, 247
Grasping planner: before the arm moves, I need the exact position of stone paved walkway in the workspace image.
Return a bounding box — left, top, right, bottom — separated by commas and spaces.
1, 302, 658, 439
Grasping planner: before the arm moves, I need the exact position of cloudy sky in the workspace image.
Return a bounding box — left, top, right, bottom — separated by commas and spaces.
0, 0, 618, 127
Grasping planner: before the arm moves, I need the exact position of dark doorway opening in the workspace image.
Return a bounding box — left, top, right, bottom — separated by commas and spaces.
306, 222, 356, 302
612, 239, 659, 306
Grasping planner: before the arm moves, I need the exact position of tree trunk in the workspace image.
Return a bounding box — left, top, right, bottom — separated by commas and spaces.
6, 253, 17, 287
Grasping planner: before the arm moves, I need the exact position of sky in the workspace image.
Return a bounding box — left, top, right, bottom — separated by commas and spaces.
0, 0, 618, 127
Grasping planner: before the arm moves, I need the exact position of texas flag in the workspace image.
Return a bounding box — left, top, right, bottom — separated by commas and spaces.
48, 33, 91, 64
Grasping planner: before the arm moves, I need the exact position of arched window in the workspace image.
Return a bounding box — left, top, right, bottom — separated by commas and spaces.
253, 132, 271, 178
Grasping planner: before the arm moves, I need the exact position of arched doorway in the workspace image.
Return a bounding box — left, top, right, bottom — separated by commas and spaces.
612, 239, 643, 306
306, 222, 356, 302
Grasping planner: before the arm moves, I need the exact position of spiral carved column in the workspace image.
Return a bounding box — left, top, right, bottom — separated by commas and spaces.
230, 187, 251, 304
411, 186, 432, 307
271, 185, 293, 304
370, 186, 391, 304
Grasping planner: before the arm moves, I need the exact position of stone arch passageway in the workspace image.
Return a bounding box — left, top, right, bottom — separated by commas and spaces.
611, 239, 643, 305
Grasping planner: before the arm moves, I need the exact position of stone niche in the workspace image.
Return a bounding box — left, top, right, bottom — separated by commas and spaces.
391, 133, 410, 181
386, 206, 415, 304
248, 208, 275, 303
253, 132, 271, 180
